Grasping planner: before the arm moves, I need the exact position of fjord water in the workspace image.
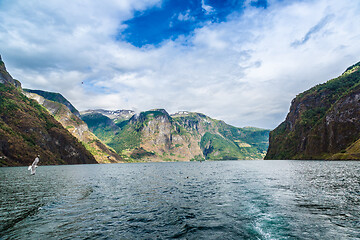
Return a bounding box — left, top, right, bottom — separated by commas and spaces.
1, 161, 359, 239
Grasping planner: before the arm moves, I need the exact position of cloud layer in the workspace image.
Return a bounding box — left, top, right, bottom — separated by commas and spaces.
1, 0, 360, 129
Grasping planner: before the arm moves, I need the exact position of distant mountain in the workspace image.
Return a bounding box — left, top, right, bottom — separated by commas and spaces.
23, 91, 124, 163
266, 61, 360, 160
82, 109, 269, 162
81, 109, 135, 121
0, 55, 97, 166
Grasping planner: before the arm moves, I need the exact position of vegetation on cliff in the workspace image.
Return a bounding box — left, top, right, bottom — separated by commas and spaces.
266, 61, 360, 160
82, 110, 269, 162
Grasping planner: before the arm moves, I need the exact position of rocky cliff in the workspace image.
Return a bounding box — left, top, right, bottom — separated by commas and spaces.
265, 61, 360, 160
0, 56, 97, 166
82, 109, 269, 162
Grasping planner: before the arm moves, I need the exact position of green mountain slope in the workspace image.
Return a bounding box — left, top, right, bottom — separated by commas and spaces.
266, 61, 360, 160
0, 57, 97, 166
82, 109, 270, 162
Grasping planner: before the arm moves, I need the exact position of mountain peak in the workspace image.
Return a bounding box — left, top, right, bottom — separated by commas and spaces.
149, 109, 169, 115
80, 109, 135, 121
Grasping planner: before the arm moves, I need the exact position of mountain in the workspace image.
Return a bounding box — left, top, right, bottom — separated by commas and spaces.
23, 90, 124, 163
266, 61, 360, 160
0, 55, 97, 166
24, 89, 80, 117
81, 109, 135, 121
81, 109, 269, 162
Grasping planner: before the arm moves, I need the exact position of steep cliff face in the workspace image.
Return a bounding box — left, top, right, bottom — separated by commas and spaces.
24, 91, 123, 163
266, 61, 360, 160
131, 110, 204, 161
0, 57, 97, 166
82, 109, 269, 162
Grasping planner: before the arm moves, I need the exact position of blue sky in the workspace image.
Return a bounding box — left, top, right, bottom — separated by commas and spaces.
0, 0, 360, 129
121, 0, 267, 47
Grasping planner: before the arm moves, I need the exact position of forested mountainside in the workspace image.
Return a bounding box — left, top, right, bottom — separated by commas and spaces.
266, 61, 360, 160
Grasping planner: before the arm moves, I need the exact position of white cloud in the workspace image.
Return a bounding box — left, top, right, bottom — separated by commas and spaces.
178, 9, 194, 21
1, 0, 360, 129
201, 0, 214, 14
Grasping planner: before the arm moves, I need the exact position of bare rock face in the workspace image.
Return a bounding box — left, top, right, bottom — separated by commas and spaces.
266, 61, 360, 160
142, 116, 172, 148
136, 110, 205, 161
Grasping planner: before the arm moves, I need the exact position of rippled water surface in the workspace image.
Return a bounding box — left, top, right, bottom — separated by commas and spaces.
1, 161, 359, 239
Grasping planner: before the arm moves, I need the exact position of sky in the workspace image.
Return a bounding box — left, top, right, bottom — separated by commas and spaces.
0, 0, 360, 129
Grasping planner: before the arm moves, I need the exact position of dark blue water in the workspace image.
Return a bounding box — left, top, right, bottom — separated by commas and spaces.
0, 161, 359, 239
